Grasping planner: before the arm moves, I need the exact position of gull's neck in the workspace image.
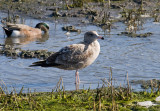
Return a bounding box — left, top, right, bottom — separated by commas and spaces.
84, 39, 97, 44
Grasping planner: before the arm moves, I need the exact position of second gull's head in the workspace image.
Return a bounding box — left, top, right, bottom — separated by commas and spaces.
84, 31, 104, 43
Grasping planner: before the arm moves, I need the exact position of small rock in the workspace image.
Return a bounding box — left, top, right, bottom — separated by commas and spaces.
118, 32, 152, 38
81, 20, 89, 24
62, 13, 68, 17
62, 26, 81, 32
87, 10, 98, 16
133, 0, 142, 4
137, 101, 156, 108
156, 96, 160, 102
110, 4, 121, 9
65, 32, 71, 36
50, 11, 62, 17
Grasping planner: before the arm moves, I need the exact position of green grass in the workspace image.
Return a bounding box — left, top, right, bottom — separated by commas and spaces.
0, 85, 160, 110
1, 70, 159, 110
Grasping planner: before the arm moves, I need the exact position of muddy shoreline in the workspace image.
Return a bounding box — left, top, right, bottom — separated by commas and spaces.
0, 0, 159, 39
0, 0, 159, 25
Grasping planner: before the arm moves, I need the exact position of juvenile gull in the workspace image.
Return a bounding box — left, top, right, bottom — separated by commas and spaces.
30, 31, 104, 85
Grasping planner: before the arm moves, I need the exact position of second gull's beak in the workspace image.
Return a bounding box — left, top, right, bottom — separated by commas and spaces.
98, 36, 104, 40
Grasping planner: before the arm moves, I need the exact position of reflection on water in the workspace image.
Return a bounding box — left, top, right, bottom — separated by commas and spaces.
5, 33, 49, 46
0, 12, 160, 92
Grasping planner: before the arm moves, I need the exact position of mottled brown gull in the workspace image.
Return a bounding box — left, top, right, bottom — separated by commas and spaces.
30, 31, 104, 85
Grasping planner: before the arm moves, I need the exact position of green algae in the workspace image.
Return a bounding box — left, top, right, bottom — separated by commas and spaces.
0, 44, 54, 59
70, 0, 105, 8
118, 32, 153, 38
0, 80, 160, 110
0, 88, 159, 110
62, 26, 81, 32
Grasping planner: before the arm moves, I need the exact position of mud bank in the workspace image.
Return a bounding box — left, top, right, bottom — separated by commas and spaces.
0, 44, 54, 59
0, 0, 159, 26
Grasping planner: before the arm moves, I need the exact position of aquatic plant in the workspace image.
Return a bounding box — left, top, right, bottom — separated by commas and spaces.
69, 0, 105, 8
0, 68, 160, 110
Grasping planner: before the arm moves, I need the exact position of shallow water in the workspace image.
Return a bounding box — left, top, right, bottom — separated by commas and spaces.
0, 12, 160, 92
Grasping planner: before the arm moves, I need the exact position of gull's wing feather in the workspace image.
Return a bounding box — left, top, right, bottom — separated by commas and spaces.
46, 43, 92, 66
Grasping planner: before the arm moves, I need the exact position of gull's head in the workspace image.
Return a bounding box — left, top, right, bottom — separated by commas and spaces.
84, 31, 104, 43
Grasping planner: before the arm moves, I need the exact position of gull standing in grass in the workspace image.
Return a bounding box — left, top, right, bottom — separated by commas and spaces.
30, 31, 104, 89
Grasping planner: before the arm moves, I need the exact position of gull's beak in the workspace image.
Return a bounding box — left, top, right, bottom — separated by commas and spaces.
98, 36, 104, 40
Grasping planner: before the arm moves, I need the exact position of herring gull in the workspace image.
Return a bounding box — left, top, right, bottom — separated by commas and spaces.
30, 31, 104, 85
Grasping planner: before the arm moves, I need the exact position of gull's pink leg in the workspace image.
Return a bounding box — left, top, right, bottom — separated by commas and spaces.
77, 72, 80, 83
75, 70, 80, 84
75, 83, 79, 90
75, 70, 80, 90
75, 70, 77, 84
75, 70, 79, 90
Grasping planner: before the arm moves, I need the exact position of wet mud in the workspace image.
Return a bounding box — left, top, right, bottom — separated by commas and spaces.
0, 0, 159, 27
0, 44, 54, 59
131, 79, 160, 89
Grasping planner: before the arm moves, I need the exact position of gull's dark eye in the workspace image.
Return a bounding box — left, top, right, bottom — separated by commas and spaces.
89, 33, 93, 36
